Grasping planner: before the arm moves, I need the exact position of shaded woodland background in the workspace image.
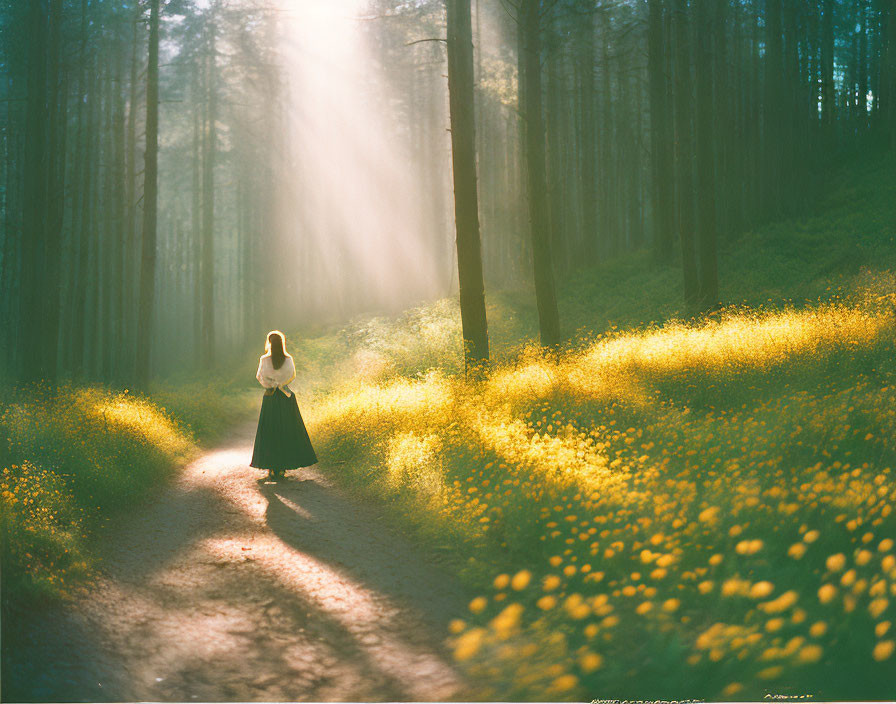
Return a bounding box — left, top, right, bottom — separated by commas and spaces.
1, 0, 894, 385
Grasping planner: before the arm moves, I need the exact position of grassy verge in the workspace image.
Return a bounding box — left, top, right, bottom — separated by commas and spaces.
308, 298, 896, 700
0, 379, 254, 606
299, 150, 896, 699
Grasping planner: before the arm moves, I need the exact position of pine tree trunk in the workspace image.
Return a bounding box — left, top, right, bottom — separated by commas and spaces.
694, 0, 718, 309
649, 0, 675, 261
599, 11, 615, 258
1, 73, 19, 375
123, 12, 140, 378
112, 42, 127, 382
858, 2, 869, 134
135, 0, 160, 387
580, 11, 599, 263
44, 0, 65, 383
822, 0, 836, 149
672, 0, 699, 307
192, 75, 203, 368
72, 4, 95, 379
201, 19, 217, 365
446, 0, 490, 371
21, 0, 48, 383
522, 0, 561, 347
101, 67, 114, 380
764, 0, 784, 218
516, 12, 531, 272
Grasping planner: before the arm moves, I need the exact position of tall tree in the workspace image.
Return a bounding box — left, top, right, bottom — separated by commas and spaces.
672, 0, 699, 306
201, 13, 217, 365
694, 0, 718, 308
71, 0, 95, 379
21, 0, 48, 383
648, 0, 675, 262
764, 0, 784, 217
123, 9, 141, 376
191, 71, 203, 367
579, 9, 599, 263
135, 0, 160, 387
521, 0, 561, 347
821, 0, 836, 149
44, 0, 65, 382
446, 0, 489, 370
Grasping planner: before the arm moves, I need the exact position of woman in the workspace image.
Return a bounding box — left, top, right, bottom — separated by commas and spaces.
250, 330, 318, 479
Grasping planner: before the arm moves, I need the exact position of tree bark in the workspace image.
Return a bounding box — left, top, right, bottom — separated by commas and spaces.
112, 40, 127, 381
44, 0, 65, 383
649, 0, 675, 262
446, 0, 490, 371
884, 0, 896, 148
201, 16, 217, 365
764, 0, 784, 218
123, 12, 140, 377
135, 0, 160, 387
694, 0, 718, 308
192, 72, 203, 368
580, 10, 598, 263
521, 0, 561, 347
822, 0, 836, 149
71, 0, 93, 379
101, 66, 114, 380
672, 0, 699, 307
21, 0, 48, 383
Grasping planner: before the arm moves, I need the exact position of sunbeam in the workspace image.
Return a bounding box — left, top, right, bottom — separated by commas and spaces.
271, 0, 450, 324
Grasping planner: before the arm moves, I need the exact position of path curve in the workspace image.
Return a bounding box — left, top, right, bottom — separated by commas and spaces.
5, 418, 470, 702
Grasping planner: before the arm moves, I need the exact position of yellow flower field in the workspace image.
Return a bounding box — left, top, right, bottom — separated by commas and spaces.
311, 299, 896, 700
0, 382, 246, 603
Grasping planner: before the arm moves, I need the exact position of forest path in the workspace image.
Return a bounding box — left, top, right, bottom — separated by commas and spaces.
7, 417, 469, 702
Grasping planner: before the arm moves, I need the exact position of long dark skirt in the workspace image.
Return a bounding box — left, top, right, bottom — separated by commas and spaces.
250, 389, 318, 474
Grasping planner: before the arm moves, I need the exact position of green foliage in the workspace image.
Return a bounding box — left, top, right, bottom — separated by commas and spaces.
0, 380, 253, 607
302, 152, 896, 700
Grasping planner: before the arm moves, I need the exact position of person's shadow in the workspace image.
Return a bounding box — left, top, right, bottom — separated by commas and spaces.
256, 474, 470, 635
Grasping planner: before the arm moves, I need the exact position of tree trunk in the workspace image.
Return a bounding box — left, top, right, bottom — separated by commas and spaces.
580, 11, 598, 263
649, 0, 675, 262
446, 0, 489, 371
21, 0, 48, 383
694, 0, 718, 308
44, 0, 65, 383
672, 0, 699, 307
201, 17, 217, 365
858, 1, 869, 134
599, 10, 615, 258
522, 0, 561, 347
112, 41, 127, 382
135, 0, 160, 387
123, 11, 140, 378
516, 9, 531, 273
192, 73, 203, 368
101, 67, 114, 380
822, 0, 835, 149
764, 0, 784, 218
71, 0, 93, 379
1, 73, 20, 376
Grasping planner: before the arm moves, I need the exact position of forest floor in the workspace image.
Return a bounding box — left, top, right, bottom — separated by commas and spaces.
3, 417, 470, 702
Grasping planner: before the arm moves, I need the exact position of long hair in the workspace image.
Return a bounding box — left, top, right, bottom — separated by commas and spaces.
265, 330, 288, 370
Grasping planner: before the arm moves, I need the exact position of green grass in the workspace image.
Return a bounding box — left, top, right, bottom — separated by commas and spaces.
295, 148, 896, 700
0, 377, 255, 607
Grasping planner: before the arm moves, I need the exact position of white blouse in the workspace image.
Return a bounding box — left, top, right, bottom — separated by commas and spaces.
256, 354, 296, 396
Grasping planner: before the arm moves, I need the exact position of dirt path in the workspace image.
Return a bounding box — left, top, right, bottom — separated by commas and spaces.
5, 418, 470, 702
